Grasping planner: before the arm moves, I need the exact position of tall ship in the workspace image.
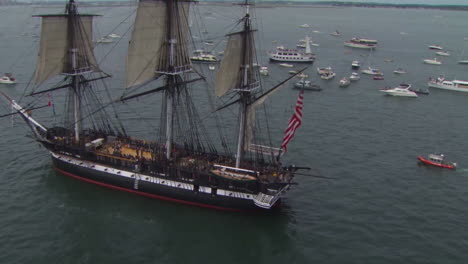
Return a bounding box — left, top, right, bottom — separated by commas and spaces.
268, 36, 315, 63
0, 0, 308, 211
428, 76, 468, 92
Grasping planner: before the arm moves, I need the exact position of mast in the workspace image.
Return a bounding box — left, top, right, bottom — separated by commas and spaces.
235, 0, 255, 168
165, 0, 175, 159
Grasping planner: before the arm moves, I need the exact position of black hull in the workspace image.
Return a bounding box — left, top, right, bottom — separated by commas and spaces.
51, 154, 273, 212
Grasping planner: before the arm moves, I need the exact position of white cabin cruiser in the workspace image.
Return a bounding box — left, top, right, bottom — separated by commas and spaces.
428, 76, 468, 92
0, 73, 16, 84
380, 84, 417, 97
423, 58, 442, 65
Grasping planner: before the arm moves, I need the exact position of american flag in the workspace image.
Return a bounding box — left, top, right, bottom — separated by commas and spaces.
281, 90, 304, 152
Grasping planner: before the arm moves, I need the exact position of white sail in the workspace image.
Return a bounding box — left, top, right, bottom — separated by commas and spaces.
215, 32, 243, 97
126, 0, 191, 88
34, 15, 99, 84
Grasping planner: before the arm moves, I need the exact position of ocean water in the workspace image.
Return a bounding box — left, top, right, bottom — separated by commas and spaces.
1, 3, 468, 263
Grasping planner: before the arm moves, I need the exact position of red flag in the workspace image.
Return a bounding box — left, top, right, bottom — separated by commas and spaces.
281, 90, 304, 152
47, 93, 52, 107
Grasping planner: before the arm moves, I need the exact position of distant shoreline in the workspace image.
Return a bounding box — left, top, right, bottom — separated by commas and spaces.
1, 1, 467, 12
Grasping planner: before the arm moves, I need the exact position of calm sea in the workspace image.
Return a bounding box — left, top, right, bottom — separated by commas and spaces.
1, 3, 468, 264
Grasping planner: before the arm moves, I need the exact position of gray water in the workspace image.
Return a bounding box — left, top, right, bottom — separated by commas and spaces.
1, 3, 468, 264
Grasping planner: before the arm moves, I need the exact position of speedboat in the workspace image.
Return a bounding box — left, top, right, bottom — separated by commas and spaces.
380, 84, 417, 97
361, 67, 382, 75
436, 51, 450, 56
349, 72, 360, 81
393, 68, 406, 74
428, 45, 443, 50
418, 153, 456, 169
423, 58, 441, 65
338, 77, 350, 87
0, 73, 16, 84
351, 60, 360, 69
294, 78, 322, 91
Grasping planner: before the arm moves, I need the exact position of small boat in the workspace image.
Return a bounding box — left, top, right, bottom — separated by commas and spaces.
320, 72, 336, 80
349, 72, 360, 81
351, 60, 360, 69
299, 24, 310, 28
96, 37, 113, 43
418, 153, 456, 169
458, 60, 468, 64
409, 88, 430, 95
288, 70, 298, 74
393, 68, 406, 74
330, 30, 341, 37
338, 77, 350, 87
279, 63, 294, 68
297, 73, 308, 78
423, 58, 442, 65
107, 33, 120, 38
190, 50, 218, 63
373, 74, 384, 80
0, 73, 16, 84
259, 66, 269, 76
380, 84, 417, 97
428, 45, 443, 50
361, 67, 382, 75
294, 78, 322, 91
208, 65, 215, 71
436, 51, 450, 56
384, 58, 393, 62
317, 66, 332, 75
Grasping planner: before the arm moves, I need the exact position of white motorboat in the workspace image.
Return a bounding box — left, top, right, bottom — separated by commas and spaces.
380, 84, 417, 97
393, 68, 407, 74
349, 72, 360, 81
190, 50, 218, 63
0, 73, 16, 84
96, 37, 113, 43
268, 36, 315, 63
107, 33, 120, 38
259, 66, 269, 76
428, 76, 468, 92
339, 77, 350, 87
320, 72, 335, 80
351, 60, 360, 69
330, 30, 341, 37
361, 67, 382, 75
279, 63, 294, 68
299, 24, 310, 28
436, 51, 450, 56
458, 60, 468, 64
317, 66, 332, 75
428, 45, 443, 50
423, 58, 442, 65
294, 78, 322, 91
208, 65, 215, 71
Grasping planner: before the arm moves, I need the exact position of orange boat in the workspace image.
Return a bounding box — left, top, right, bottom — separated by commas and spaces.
418, 154, 457, 169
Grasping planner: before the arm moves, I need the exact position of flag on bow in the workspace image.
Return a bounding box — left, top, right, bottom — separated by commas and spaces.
281, 90, 304, 152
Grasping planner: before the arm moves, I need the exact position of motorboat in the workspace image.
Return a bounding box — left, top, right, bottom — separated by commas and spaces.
107, 33, 120, 38
458, 60, 468, 64
294, 78, 322, 91
393, 68, 407, 74
351, 60, 360, 69
268, 36, 315, 63
259, 66, 269, 76
208, 65, 215, 71
297, 73, 308, 78
317, 66, 332, 75
190, 50, 218, 63
349, 72, 360, 81
330, 30, 341, 37
436, 51, 450, 56
423, 58, 441, 65
428, 45, 443, 50
373, 74, 384, 80
380, 84, 417, 97
96, 37, 113, 43
320, 71, 336, 80
279, 63, 294, 68
361, 67, 382, 75
299, 24, 310, 28
418, 153, 456, 169
409, 88, 430, 95
288, 70, 298, 74
428, 76, 468, 92
338, 77, 350, 87
0, 73, 16, 84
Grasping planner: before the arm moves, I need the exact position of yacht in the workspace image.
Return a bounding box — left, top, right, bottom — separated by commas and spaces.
0, 73, 16, 84
349, 72, 360, 81
428, 76, 468, 92
423, 58, 442, 65
361, 67, 382, 75
190, 50, 218, 63
380, 84, 417, 97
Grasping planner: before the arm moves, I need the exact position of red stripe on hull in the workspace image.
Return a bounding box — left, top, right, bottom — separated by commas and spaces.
53, 167, 247, 212
417, 156, 455, 169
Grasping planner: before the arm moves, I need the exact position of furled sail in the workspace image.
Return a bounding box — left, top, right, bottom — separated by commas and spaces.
215, 32, 243, 97
34, 15, 99, 84
126, 0, 191, 88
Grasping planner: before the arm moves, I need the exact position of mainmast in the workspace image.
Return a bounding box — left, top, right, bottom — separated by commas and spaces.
235, 0, 257, 167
